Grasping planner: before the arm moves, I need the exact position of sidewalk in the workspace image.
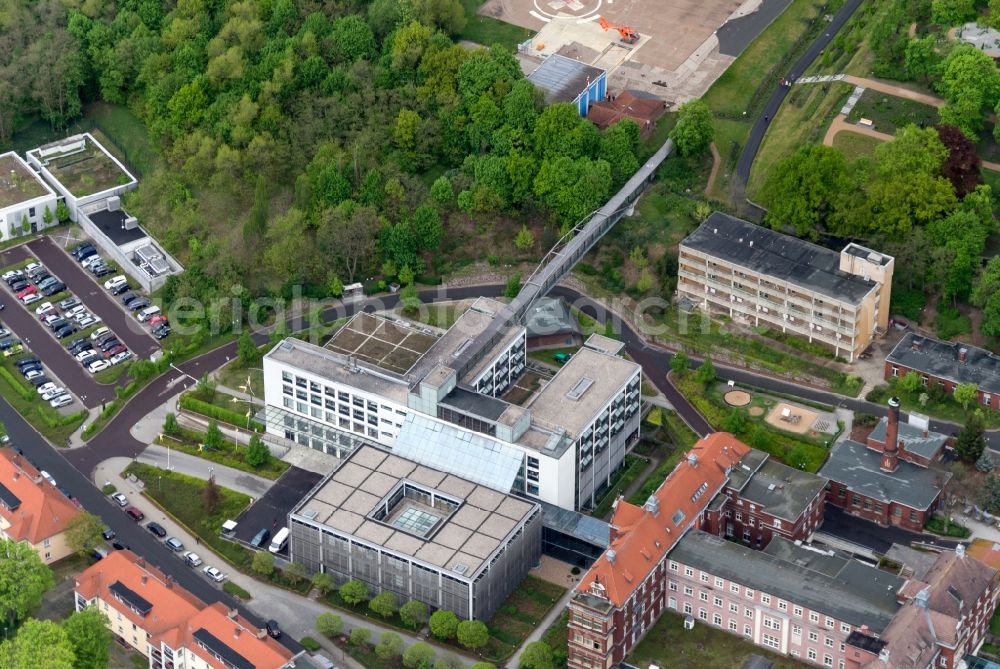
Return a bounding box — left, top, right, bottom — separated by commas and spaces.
91, 457, 478, 668
137, 444, 272, 499
508, 587, 574, 667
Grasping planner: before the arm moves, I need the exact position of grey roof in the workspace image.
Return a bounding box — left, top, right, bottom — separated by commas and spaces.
292, 445, 538, 579
681, 212, 878, 304
733, 456, 828, 522
527, 54, 605, 104
671, 531, 904, 632
884, 544, 938, 581
887, 332, 1000, 395
524, 297, 580, 339
819, 439, 951, 510
536, 498, 609, 548
869, 416, 948, 461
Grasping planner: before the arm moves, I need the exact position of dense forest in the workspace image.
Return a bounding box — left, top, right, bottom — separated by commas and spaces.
0, 0, 643, 312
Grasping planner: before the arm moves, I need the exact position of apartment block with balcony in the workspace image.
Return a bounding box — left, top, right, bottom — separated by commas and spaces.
677, 212, 894, 362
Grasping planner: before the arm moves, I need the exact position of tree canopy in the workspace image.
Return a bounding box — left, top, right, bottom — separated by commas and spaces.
0, 539, 55, 627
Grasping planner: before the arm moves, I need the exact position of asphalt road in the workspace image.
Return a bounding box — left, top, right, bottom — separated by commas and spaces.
734, 0, 866, 187
28, 237, 160, 358
0, 396, 303, 655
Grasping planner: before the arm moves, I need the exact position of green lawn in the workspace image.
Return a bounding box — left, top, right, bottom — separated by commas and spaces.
528, 347, 579, 367
867, 382, 1000, 429
629, 611, 810, 669
159, 425, 290, 479
0, 355, 86, 444
457, 0, 532, 50
483, 576, 566, 663
542, 610, 570, 668
747, 82, 852, 199
845, 89, 939, 134
832, 129, 880, 159
125, 462, 254, 569
85, 102, 160, 177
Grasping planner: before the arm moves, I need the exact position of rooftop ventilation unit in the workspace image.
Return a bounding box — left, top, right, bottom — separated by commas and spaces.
566, 377, 594, 401
108, 196, 121, 211
452, 564, 468, 575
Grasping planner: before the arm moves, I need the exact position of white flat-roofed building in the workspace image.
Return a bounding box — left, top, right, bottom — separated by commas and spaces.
289, 445, 542, 620
0, 152, 58, 241
262, 301, 642, 512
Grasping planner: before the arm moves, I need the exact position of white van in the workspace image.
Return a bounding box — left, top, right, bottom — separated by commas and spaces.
268, 527, 289, 554
137, 305, 161, 322
104, 275, 127, 290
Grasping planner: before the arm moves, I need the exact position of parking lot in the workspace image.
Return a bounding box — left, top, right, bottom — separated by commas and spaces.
230, 467, 323, 554
29, 237, 159, 357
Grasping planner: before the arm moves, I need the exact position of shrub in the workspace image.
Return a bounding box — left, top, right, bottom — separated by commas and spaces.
340, 579, 369, 605
245, 435, 270, 468
400, 600, 429, 629
179, 394, 265, 431
456, 619, 489, 650
375, 632, 404, 659
429, 609, 459, 640
403, 642, 436, 669
316, 613, 343, 638
223, 582, 251, 600
301, 636, 322, 652
369, 591, 398, 619
312, 572, 335, 595
349, 627, 372, 646
520, 642, 555, 669
163, 412, 180, 435
251, 551, 275, 576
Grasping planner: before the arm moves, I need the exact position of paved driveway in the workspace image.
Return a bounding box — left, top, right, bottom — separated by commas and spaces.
28, 237, 159, 358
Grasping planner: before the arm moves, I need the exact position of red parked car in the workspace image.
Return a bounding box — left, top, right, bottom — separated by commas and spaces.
147, 314, 169, 328
103, 344, 127, 359
16, 285, 37, 299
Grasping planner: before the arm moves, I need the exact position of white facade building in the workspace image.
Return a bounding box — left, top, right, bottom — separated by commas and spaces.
261, 300, 642, 512
0, 152, 58, 241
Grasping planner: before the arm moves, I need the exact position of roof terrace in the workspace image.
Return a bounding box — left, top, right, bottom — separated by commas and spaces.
29, 133, 136, 197
0, 153, 51, 209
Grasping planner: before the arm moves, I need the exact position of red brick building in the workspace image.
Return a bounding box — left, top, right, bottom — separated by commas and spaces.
820, 398, 951, 532
886, 333, 1000, 411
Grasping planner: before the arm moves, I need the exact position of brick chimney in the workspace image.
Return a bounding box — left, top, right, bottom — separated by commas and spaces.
881, 397, 900, 473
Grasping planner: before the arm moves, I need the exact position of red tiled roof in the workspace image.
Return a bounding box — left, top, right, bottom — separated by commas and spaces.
75, 550, 203, 637
174, 602, 293, 669
576, 433, 750, 607
0, 449, 79, 544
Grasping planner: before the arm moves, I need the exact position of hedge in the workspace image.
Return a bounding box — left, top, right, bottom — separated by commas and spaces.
180, 395, 265, 432
0, 367, 33, 401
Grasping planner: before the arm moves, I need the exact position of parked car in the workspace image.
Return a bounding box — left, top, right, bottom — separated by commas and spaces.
90, 327, 110, 341
250, 528, 270, 549
47, 318, 68, 330
35, 302, 55, 316
55, 325, 76, 339
104, 276, 127, 291
148, 314, 168, 328
102, 526, 116, 541
42, 282, 67, 296
24, 369, 43, 381
165, 537, 184, 552
103, 344, 126, 359
36, 382, 56, 396
87, 359, 110, 373
23, 262, 43, 276
146, 522, 167, 538
50, 394, 73, 409
109, 350, 132, 365
42, 314, 62, 327
28, 375, 50, 388
21, 294, 41, 305
92, 266, 113, 278
111, 282, 132, 296
152, 324, 170, 340
265, 620, 282, 639
81, 255, 102, 269
15, 285, 37, 299
111, 492, 128, 507
125, 506, 144, 521
128, 298, 150, 312
203, 566, 226, 582
2, 342, 23, 356
71, 243, 94, 258
1, 269, 23, 282
58, 296, 81, 310
65, 304, 86, 318
183, 551, 203, 567
16, 357, 41, 370
0, 327, 9, 339
137, 305, 160, 322
8, 279, 27, 292
98, 337, 120, 351
41, 386, 65, 401
77, 316, 99, 328
120, 292, 137, 305
79, 353, 101, 368
39, 470, 56, 486
34, 274, 54, 288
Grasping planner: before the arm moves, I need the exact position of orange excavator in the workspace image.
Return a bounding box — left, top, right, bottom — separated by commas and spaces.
598, 16, 640, 44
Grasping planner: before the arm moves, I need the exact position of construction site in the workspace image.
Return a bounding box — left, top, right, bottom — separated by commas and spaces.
488, 0, 793, 105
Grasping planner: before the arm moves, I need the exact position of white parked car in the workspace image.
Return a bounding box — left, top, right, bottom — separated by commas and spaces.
74, 349, 95, 362
50, 395, 72, 408
109, 350, 132, 365
36, 382, 56, 395
39, 470, 56, 486
24, 369, 43, 380
23, 262, 43, 276
42, 314, 61, 326
65, 305, 86, 318
22, 294, 41, 305
77, 316, 99, 328
183, 551, 203, 567
34, 302, 55, 316
87, 359, 110, 373
203, 566, 226, 582
103, 275, 127, 290
90, 327, 110, 341
41, 386, 65, 401
111, 492, 128, 507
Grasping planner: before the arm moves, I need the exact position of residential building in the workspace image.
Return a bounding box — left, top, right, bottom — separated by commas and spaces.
0, 151, 58, 241
567, 433, 750, 669
26, 134, 181, 291
702, 448, 827, 548
288, 445, 542, 621
0, 449, 80, 563
527, 54, 607, 116
820, 398, 951, 531
262, 303, 641, 511
845, 545, 998, 669
524, 297, 583, 350
677, 212, 894, 361
886, 333, 1000, 410
74, 550, 303, 669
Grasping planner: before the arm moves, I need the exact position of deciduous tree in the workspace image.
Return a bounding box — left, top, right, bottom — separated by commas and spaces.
669, 99, 714, 157
316, 612, 343, 637
520, 642, 555, 669
429, 609, 459, 639
65, 512, 105, 558
456, 620, 489, 650
0, 539, 55, 627
0, 618, 75, 669
369, 591, 398, 619
62, 607, 111, 669
403, 642, 436, 669
400, 600, 429, 629
340, 579, 369, 605
252, 550, 275, 577
246, 435, 270, 468
761, 144, 850, 238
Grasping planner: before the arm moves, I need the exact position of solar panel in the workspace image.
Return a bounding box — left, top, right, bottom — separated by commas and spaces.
108, 581, 153, 617
0, 482, 21, 511
193, 628, 256, 669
